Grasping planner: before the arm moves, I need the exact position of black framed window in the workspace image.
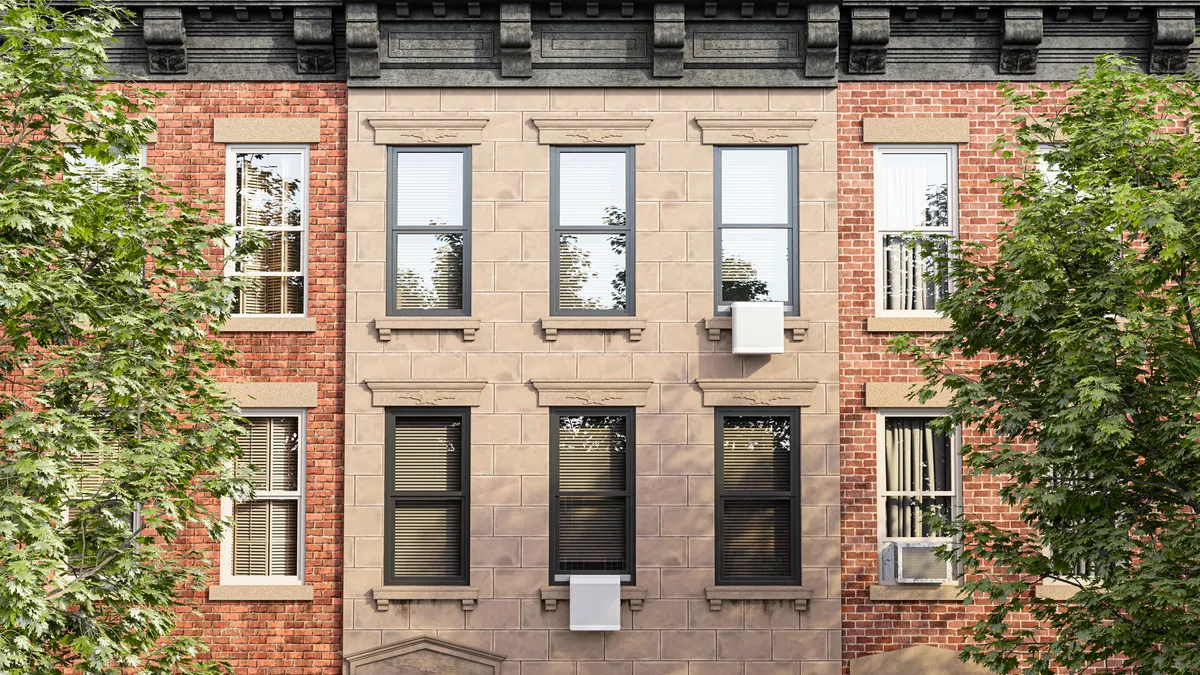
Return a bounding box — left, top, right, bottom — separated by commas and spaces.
550, 147, 635, 316
714, 146, 798, 316
387, 147, 471, 316
715, 408, 800, 585
550, 409, 635, 583
385, 408, 470, 585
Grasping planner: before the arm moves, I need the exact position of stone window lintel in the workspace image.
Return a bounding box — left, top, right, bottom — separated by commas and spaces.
529, 116, 654, 145
363, 379, 488, 407
694, 378, 819, 407
693, 115, 816, 145
365, 115, 489, 145
530, 379, 654, 407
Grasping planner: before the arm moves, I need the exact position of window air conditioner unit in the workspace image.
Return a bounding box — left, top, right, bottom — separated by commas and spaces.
731, 301, 784, 354
881, 541, 955, 584
569, 575, 621, 631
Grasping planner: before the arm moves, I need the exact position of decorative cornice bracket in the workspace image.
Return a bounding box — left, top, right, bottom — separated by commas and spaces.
143, 7, 187, 74
849, 7, 890, 75
294, 7, 336, 74
999, 8, 1043, 75
1151, 8, 1195, 74
500, 3, 533, 78
805, 4, 839, 78
346, 3, 381, 78
653, 3, 686, 78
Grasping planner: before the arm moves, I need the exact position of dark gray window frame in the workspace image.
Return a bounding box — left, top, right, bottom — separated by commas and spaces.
714, 406, 801, 586
549, 407, 636, 585
712, 146, 800, 317
384, 407, 471, 586
386, 146, 473, 317
550, 146, 636, 317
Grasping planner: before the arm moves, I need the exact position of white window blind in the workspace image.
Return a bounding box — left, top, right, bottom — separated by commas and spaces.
227, 414, 304, 581
720, 148, 789, 225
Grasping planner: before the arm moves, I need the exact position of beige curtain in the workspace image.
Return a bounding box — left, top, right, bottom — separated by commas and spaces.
884, 236, 947, 311
884, 418, 948, 538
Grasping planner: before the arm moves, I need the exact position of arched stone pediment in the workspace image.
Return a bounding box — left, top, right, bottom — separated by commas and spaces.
345, 636, 505, 675
850, 645, 989, 675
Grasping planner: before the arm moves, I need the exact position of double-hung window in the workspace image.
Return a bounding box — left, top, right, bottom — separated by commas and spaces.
222, 412, 305, 584
551, 147, 635, 315
67, 146, 147, 186
550, 409, 635, 583
388, 148, 471, 315
386, 409, 470, 585
715, 408, 800, 585
874, 146, 957, 315
714, 147, 798, 315
226, 147, 309, 316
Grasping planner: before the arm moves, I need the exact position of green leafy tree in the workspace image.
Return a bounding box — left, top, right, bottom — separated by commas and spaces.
894, 55, 1200, 675
0, 2, 257, 673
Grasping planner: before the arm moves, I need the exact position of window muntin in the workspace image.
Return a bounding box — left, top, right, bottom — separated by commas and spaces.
226, 147, 309, 317
874, 146, 957, 316
715, 408, 800, 585
551, 148, 635, 315
386, 409, 470, 586
222, 411, 305, 584
388, 148, 471, 316
877, 413, 959, 545
550, 409, 635, 583
714, 147, 798, 315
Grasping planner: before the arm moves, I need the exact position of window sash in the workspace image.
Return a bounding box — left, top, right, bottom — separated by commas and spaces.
714, 147, 799, 316
385, 409, 470, 586
714, 407, 800, 586
877, 412, 961, 543
550, 147, 635, 317
873, 146, 957, 235
388, 148, 472, 317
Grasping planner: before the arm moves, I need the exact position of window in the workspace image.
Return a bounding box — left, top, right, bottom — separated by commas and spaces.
386, 409, 470, 585
877, 412, 959, 547
66, 146, 147, 187
550, 409, 635, 583
221, 411, 305, 584
551, 147, 635, 315
714, 147, 798, 315
226, 147, 309, 317
388, 148, 471, 315
874, 146, 957, 315
715, 408, 800, 585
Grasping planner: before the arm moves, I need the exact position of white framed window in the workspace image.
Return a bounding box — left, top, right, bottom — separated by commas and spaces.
66, 146, 147, 189
225, 146, 310, 317
874, 145, 957, 316
220, 410, 306, 585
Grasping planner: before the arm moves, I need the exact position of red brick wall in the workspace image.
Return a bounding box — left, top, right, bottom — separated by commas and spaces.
145, 82, 345, 675
837, 83, 1067, 666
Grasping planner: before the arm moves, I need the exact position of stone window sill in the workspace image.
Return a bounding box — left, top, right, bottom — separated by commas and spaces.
207, 584, 314, 601
869, 584, 964, 601
1036, 583, 1082, 600
539, 586, 647, 611
704, 586, 812, 611
703, 316, 809, 342
866, 316, 952, 333
540, 317, 646, 342
372, 586, 480, 611
218, 316, 317, 333
374, 317, 481, 342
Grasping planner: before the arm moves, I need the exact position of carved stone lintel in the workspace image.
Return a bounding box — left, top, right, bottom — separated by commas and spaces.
143, 7, 187, 74
805, 3, 839, 78
346, 3, 381, 78
294, 7, 336, 74
1151, 8, 1195, 74
999, 7, 1043, 75
530, 117, 653, 145
530, 379, 654, 408
366, 117, 490, 145
849, 7, 890, 75
695, 378, 820, 407
363, 380, 488, 407
500, 3, 533, 78
653, 3, 685, 78
694, 116, 815, 145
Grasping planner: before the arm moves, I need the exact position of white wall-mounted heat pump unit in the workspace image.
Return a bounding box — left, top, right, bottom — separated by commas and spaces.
880, 541, 956, 584
569, 575, 621, 631
731, 301, 785, 354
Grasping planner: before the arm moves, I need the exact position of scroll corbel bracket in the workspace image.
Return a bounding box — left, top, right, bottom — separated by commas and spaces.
999, 7, 1042, 74
1150, 8, 1195, 74
294, 7, 336, 74
653, 3, 685, 78
143, 7, 188, 74
805, 3, 839, 78
346, 3, 381, 78
500, 2, 533, 77
848, 7, 890, 75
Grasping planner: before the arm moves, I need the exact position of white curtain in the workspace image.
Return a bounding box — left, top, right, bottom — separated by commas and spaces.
884, 418, 949, 538
884, 236, 947, 311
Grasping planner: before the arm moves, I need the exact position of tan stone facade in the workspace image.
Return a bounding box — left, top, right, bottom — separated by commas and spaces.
343, 87, 840, 674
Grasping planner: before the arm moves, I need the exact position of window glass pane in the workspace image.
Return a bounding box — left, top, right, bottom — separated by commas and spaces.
884, 496, 953, 538
878, 152, 950, 231
721, 415, 791, 491
558, 152, 627, 228
557, 233, 627, 311
233, 276, 304, 315
720, 149, 789, 225
392, 500, 462, 579
236, 152, 304, 230
882, 235, 948, 311
720, 228, 789, 304
393, 418, 463, 492
394, 233, 465, 311
721, 499, 791, 581
233, 499, 297, 576
557, 415, 627, 491
558, 496, 627, 572
236, 231, 303, 274
394, 152, 464, 227
883, 417, 951, 492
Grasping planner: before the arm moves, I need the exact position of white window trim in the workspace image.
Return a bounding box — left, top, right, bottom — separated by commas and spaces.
873, 144, 958, 318
875, 408, 962, 548
220, 408, 307, 586
224, 144, 311, 319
